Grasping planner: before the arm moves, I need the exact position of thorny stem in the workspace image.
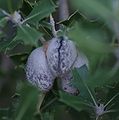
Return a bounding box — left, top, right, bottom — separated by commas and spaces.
50, 14, 57, 37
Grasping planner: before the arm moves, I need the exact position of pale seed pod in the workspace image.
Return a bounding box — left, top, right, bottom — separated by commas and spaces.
46, 36, 77, 76
25, 47, 55, 92
60, 72, 79, 95
60, 51, 88, 95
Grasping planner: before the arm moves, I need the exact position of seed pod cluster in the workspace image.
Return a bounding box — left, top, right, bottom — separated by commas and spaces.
26, 36, 88, 95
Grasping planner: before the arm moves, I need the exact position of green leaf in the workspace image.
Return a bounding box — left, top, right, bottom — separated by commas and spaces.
107, 83, 119, 119
59, 91, 92, 112
13, 25, 43, 46
68, 22, 111, 53
0, 20, 18, 52
0, 0, 23, 13
0, 17, 7, 27
70, 0, 112, 22
72, 66, 91, 101
14, 83, 39, 120
24, 0, 56, 25
41, 111, 55, 120
86, 69, 115, 90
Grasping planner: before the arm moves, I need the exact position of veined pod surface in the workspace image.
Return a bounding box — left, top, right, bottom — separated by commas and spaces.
46, 36, 77, 76
60, 72, 79, 95
25, 47, 55, 92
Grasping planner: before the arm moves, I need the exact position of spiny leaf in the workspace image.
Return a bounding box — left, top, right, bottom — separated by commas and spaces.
72, 65, 92, 101
13, 25, 43, 46
24, 0, 56, 25
14, 83, 39, 120
59, 91, 92, 112
68, 22, 111, 53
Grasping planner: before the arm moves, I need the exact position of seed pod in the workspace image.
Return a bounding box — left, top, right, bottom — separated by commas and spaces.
25, 47, 55, 92
60, 52, 88, 95
46, 36, 77, 76
60, 72, 79, 95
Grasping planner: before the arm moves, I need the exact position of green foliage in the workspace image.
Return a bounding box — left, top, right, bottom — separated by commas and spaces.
0, 0, 23, 13
13, 25, 43, 46
0, 0, 119, 120
14, 83, 39, 120
25, 0, 56, 25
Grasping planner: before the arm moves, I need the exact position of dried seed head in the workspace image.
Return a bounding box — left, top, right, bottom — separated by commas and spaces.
46, 36, 77, 76
60, 72, 79, 95
26, 47, 55, 92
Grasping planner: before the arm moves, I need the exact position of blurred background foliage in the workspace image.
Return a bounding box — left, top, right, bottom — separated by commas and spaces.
0, 0, 119, 120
